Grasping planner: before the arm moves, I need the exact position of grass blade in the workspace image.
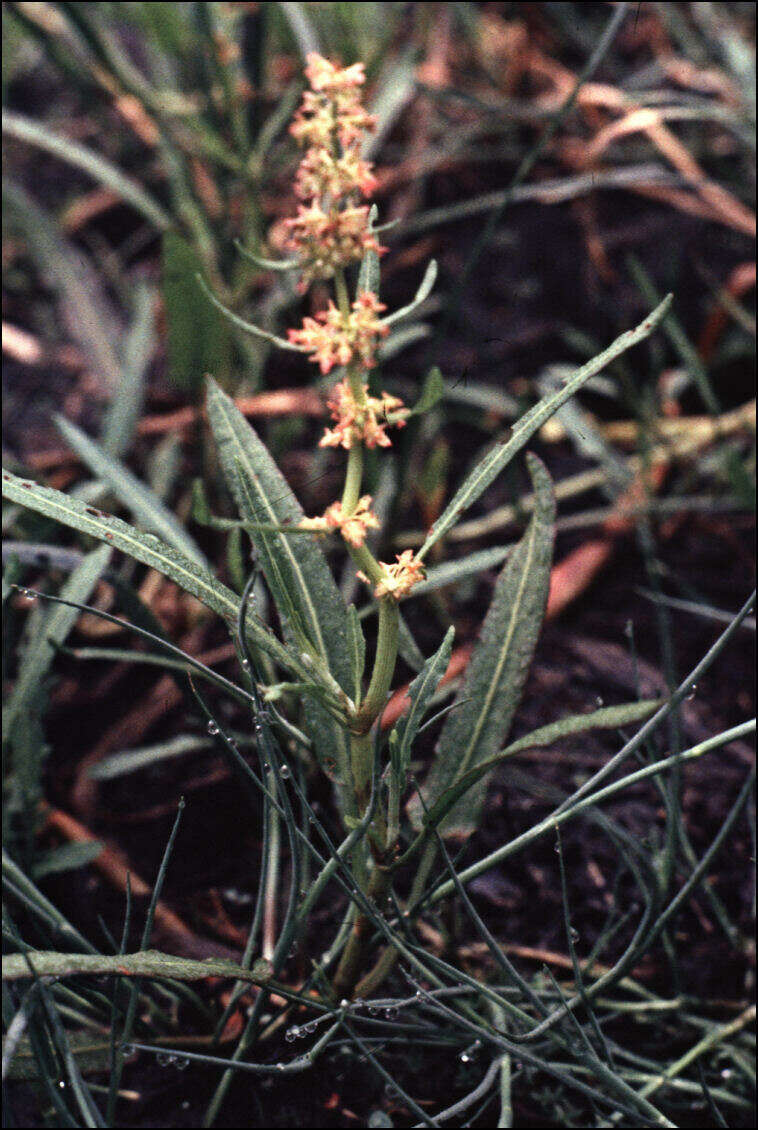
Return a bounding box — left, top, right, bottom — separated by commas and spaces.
3, 544, 111, 743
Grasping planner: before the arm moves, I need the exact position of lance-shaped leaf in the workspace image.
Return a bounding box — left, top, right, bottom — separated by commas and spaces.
2, 949, 272, 984
382, 259, 438, 327
419, 698, 663, 834
205, 379, 353, 785
357, 204, 381, 296
409, 453, 555, 836
391, 626, 455, 774
419, 294, 672, 557
3, 544, 112, 743
0, 470, 306, 681
197, 274, 306, 352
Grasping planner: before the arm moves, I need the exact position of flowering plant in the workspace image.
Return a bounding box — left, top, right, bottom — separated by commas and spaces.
2, 53, 673, 1015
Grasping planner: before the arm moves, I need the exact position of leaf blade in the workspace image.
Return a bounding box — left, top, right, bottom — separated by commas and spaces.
419, 295, 672, 557
412, 453, 556, 835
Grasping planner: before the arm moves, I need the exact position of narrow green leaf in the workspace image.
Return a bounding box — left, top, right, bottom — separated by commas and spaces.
101, 282, 155, 459
234, 240, 300, 271
410, 454, 555, 835
2, 949, 272, 984
3, 544, 112, 742
196, 273, 305, 352
2, 110, 171, 230
409, 366, 445, 417
3, 179, 122, 390
358, 204, 381, 296
397, 611, 426, 672
419, 295, 672, 557
89, 735, 214, 781
56, 416, 207, 567
205, 379, 353, 785
0, 469, 304, 679
392, 626, 455, 772
383, 259, 438, 327
32, 842, 104, 880
411, 544, 512, 598
163, 233, 229, 390
421, 699, 663, 834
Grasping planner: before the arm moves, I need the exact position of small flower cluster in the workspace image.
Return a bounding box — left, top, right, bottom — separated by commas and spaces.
300, 495, 379, 548
320, 380, 405, 450
288, 292, 388, 375
357, 551, 426, 601
284, 54, 385, 287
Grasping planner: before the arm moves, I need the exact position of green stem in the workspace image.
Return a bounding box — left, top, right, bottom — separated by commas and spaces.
341, 442, 364, 514
354, 598, 399, 733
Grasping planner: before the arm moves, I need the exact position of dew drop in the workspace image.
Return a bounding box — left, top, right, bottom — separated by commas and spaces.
685, 683, 697, 701
285, 1026, 300, 1042
595, 695, 604, 707
57, 1080, 67, 1089
384, 1006, 399, 1020
207, 720, 219, 735
569, 927, 580, 943
460, 1051, 471, 1063
174, 1056, 190, 1071
279, 764, 292, 779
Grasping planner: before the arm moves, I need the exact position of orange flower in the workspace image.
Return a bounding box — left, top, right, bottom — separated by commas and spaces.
300, 495, 379, 548
320, 379, 406, 449
357, 550, 426, 600
288, 292, 388, 375
285, 53, 379, 284
294, 147, 378, 202
283, 205, 385, 288
304, 55, 367, 93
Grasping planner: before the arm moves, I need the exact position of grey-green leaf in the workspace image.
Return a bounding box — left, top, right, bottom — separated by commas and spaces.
392, 626, 455, 773
2, 110, 171, 230
420, 698, 663, 834
205, 379, 353, 786
3, 544, 112, 742
410, 453, 555, 836
346, 604, 366, 704
383, 259, 438, 327
1, 469, 304, 680
357, 204, 381, 296
419, 295, 672, 557
56, 415, 207, 567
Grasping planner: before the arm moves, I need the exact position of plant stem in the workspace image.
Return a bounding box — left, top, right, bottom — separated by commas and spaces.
354, 597, 399, 733
341, 442, 364, 513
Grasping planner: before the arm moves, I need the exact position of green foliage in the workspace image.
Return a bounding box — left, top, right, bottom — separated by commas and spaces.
2, 6, 754, 1126
162, 233, 229, 391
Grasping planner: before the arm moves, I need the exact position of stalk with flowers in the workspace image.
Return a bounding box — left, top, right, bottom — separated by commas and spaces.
196, 54, 672, 998
1, 53, 673, 1009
